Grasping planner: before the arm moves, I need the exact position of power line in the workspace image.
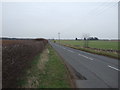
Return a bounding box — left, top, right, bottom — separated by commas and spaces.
88, 0, 118, 16
95, 2, 117, 16
88, 0, 113, 15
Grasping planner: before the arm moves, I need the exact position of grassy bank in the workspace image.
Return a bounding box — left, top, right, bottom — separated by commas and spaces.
17, 44, 71, 88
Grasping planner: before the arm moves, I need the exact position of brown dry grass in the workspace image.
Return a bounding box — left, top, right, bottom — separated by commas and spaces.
0, 40, 2, 45
23, 48, 49, 88
37, 49, 49, 72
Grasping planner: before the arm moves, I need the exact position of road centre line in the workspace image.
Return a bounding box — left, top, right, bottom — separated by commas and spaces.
56, 44, 119, 71
108, 65, 120, 71
78, 54, 94, 60
57, 44, 93, 60
55, 43, 92, 60
63, 47, 66, 49
89, 58, 94, 60
67, 49, 74, 53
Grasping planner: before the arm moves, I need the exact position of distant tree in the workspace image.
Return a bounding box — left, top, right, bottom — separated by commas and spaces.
84, 38, 86, 40
88, 37, 93, 40
94, 37, 99, 40
75, 38, 78, 40
87, 37, 99, 40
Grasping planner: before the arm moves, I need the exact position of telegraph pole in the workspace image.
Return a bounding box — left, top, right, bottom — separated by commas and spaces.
58, 32, 60, 44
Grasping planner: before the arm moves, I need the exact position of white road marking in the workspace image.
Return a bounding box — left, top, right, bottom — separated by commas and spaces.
108, 65, 120, 71
78, 54, 94, 60
55, 43, 93, 60
67, 50, 74, 53
89, 58, 94, 60
79, 54, 82, 56
63, 47, 66, 49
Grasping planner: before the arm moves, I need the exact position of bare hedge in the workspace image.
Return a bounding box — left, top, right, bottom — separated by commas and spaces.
2, 39, 48, 88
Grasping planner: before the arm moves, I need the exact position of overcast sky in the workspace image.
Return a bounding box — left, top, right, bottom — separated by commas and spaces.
1, 0, 118, 39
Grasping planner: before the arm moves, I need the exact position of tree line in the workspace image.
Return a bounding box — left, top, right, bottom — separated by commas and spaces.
75, 37, 99, 40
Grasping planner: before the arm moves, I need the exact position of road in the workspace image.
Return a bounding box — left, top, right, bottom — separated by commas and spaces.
49, 41, 120, 88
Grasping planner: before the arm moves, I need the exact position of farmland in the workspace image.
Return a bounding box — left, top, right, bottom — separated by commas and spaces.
54, 40, 119, 59
2, 39, 48, 88
57, 40, 119, 50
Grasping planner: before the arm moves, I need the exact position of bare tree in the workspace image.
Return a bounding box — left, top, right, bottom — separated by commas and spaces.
82, 33, 90, 48
75, 38, 78, 40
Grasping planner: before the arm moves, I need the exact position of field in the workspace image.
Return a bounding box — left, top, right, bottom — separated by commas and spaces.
57, 40, 119, 50
2, 39, 48, 88
54, 40, 119, 59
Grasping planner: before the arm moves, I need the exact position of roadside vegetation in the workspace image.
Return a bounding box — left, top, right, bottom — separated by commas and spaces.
54, 40, 119, 59
2, 39, 48, 88
17, 44, 72, 88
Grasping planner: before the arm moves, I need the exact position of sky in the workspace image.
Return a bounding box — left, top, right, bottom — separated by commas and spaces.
1, 0, 119, 39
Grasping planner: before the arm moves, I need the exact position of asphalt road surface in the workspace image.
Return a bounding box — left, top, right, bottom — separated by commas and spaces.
49, 41, 120, 88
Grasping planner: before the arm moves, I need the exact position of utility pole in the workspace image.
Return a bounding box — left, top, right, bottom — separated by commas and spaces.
58, 32, 60, 44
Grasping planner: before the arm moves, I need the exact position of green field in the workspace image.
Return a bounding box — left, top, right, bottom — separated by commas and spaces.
57, 40, 119, 50
54, 40, 119, 59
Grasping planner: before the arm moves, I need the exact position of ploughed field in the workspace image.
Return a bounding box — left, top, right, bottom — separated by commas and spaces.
2, 39, 48, 88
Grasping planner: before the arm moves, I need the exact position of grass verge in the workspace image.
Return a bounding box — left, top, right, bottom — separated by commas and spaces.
17, 44, 72, 88
62, 44, 119, 59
